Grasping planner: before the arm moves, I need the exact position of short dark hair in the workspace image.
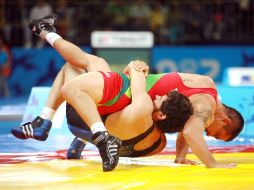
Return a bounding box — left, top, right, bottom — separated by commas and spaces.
155, 90, 193, 133
223, 104, 244, 141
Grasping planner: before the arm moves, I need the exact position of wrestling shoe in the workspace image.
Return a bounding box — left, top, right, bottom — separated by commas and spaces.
29, 14, 57, 37
92, 131, 121, 172
11, 116, 52, 141
67, 137, 86, 159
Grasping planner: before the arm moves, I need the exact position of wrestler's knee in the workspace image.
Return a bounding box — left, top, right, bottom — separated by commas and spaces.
61, 80, 79, 102
63, 62, 86, 74
86, 57, 111, 72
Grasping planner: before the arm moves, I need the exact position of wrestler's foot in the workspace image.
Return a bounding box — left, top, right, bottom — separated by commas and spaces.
29, 14, 57, 37
67, 137, 86, 159
11, 116, 52, 141
92, 131, 121, 172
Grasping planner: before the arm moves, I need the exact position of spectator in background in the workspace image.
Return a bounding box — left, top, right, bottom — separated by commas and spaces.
185, 3, 206, 44
2, 0, 15, 44
167, 3, 185, 44
55, 0, 72, 38
0, 1, 4, 29
28, 0, 52, 48
0, 34, 12, 98
105, 0, 130, 30
237, 0, 252, 38
129, 0, 151, 31
6, 0, 31, 47
204, 0, 227, 42
149, 1, 169, 45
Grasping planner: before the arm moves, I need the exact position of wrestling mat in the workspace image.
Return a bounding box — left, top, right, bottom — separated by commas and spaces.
0, 147, 254, 190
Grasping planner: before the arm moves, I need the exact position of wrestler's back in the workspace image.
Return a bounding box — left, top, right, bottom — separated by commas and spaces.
177, 72, 216, 89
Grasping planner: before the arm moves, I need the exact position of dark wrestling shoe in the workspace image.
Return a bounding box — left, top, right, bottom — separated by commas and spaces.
67, 137, 86, 159
92, 131, 121, 172
11, 116, 52, 141
29, 14, 57, 36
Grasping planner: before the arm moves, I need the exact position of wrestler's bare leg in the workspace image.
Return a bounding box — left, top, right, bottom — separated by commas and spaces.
53, 38, 120, 171
53, 38, 111, 72
11, 39, 111, 136
49, 38, 112, 129
11, 50, 110, 136
62, 72, 105, 127
10, 63, 85, 139
45, 62, 85, 111
41, 35, 111, 114
41, 40, 111, 116
12, 24, 112, 137
26, 13, 111, 118
45, 66, 65, 110
18, 15, 120, 171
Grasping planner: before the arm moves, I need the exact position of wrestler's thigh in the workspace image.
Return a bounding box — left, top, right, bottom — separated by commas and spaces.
86, 54, 111, 72
68, 72, 104, 103
63, 62, 86, 82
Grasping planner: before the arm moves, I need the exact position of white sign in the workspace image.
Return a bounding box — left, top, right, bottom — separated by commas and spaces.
91, 31, 154, 48
226, 67, 254, 86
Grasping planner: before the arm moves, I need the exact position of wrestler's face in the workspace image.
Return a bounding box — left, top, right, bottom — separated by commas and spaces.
205, 123, 229, 141
205, 104, 231, 141
153, 95, 168, 111
152, 95, 168, 121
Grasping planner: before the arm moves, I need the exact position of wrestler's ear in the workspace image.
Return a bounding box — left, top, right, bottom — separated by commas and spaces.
222, 117, 231, 126
153, 111, 166, 121
158, 112, 166, 120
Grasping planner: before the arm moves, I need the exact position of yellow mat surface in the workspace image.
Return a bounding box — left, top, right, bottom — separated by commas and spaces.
0, 152, 253, 190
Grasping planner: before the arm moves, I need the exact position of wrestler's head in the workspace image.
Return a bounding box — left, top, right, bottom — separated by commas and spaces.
153, 90, 193, 133
205, 103, 244, 141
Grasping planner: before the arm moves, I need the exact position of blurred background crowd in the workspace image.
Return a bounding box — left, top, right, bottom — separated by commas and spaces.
0, 0, 254, 98
0, 0, 254, 48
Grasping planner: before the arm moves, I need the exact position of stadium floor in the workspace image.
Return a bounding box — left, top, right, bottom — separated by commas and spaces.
0, 97, 254, 190
0, 151, 253, 190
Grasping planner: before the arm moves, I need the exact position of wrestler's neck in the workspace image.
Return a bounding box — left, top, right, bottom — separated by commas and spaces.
215, 101, 226, 117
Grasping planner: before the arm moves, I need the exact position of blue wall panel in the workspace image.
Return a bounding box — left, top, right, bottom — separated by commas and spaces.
217, 85, 254, 137
7, 46, 254, 97
152, 46, 254, 82
8, 47, 91, 97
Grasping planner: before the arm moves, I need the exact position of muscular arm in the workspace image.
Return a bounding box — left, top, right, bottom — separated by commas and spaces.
176, 95, 235, 168
175, 132, 201, 165
127, 61, 153, 117
182, 109, 217, 168
175, 132, 189, 160
180, 94, 219, 167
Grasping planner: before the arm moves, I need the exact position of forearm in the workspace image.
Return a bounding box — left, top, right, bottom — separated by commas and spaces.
121, 61, 153, 119
183, 110, 216, 168
175, 133, 189, 160
184, 132, 217, 168
129, 67, 146, 100
183, 116, 217, 167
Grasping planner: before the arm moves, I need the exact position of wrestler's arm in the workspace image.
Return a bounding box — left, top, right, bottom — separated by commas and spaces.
182, 97, 235, 168
123, 61, 153, 120
174, 133, 199, 165
182, 111, 218, 167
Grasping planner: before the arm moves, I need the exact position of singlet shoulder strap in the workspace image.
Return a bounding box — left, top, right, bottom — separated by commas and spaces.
121, 125, 155, 146
128, 136, 162, 157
